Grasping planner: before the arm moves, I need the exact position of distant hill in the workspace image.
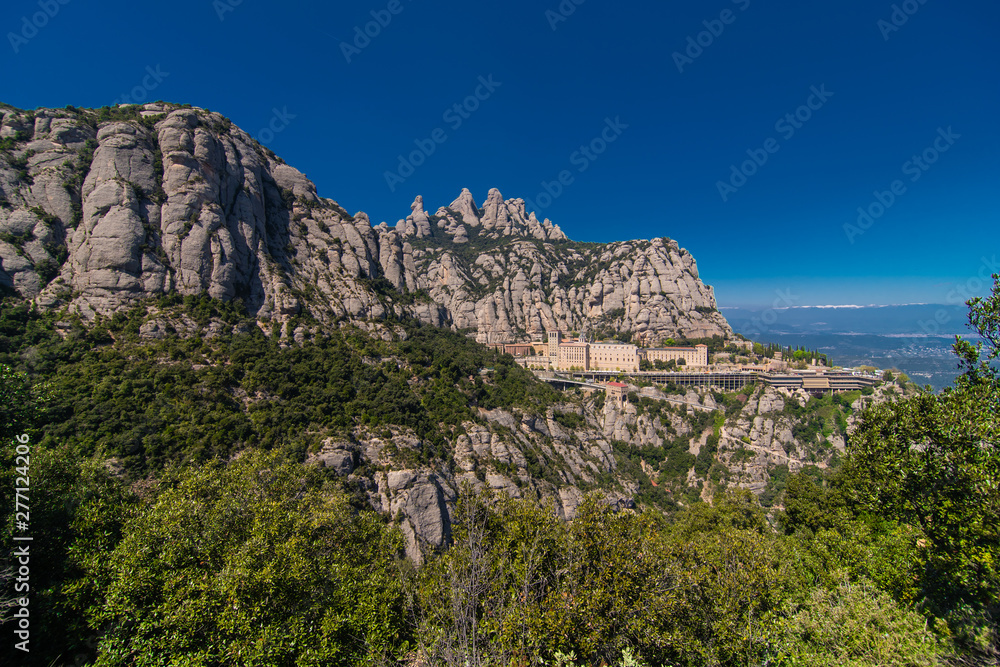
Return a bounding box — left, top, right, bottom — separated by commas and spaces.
724, 303, 975, 390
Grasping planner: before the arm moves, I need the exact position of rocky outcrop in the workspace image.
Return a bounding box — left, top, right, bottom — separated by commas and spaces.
1, 103, 731, 344
2, 103, 399, 322
0, 107, 94, 298
301, 400, 639, 560
385, 188, 730, 344
307, 437, 357, 475
717, 387, 818, 494
395, 187, 567, 244
68, 119, 170, 314
332, 378, 869, 558
588, 379, 887, 504
705, 384, 905, 496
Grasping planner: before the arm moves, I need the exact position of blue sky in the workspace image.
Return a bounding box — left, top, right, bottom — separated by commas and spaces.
2, 0, 997, 306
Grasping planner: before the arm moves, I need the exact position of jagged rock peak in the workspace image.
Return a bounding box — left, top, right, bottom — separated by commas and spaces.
396, 187, 566, 242
448, 188, 481, 228
397, 195, 433, 239
0, 102, 731, 344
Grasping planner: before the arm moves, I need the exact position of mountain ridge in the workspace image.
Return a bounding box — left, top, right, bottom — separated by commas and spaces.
0, 101, 901, 569
0, 102, 731, 344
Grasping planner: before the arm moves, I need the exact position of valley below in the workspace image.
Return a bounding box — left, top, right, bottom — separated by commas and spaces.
725, 303, 979, 390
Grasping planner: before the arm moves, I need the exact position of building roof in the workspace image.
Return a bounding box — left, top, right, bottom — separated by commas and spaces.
607, 382, 628, 387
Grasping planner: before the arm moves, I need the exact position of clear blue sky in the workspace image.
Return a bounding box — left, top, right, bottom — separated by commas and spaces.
2, 0, 997, 306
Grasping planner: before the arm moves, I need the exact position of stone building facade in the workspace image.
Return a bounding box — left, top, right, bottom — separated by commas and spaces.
640, 345, 708, 367
518, 331, 704, 373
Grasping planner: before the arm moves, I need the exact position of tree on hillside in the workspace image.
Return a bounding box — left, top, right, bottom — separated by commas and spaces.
90, 453, 408, 666
846, 274, 999, 656
0, 364, 43, 625
954, 273, 1000, 387
0, 363, 42, 444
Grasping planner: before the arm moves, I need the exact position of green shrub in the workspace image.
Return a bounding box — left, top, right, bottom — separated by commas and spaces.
775, 578, 946, 666
92, 452, 407, 666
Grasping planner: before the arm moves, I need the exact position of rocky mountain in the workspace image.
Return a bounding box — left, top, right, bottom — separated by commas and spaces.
0, 102, 730, 344
1, 101, 912, 564
308, 371, 903, 559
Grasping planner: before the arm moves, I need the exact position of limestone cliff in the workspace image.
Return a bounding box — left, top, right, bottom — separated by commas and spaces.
713, 383, 908, 496
0, 102, 730, 344
384, 188, 730, 344
309, 374, 894, 560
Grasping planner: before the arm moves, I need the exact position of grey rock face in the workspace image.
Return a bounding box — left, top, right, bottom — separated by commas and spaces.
2, 103, 731, 345
449, 188, 481, 228
377, 469, 455, 562
0, 105, 394, 322
386, 191, 731, 344
0, 107, 95, 298
341, 399, 634, 558
708, 385, 909, 496
67, 121, 169, 314
398, 195, 433, 238
307, 437, 357, 475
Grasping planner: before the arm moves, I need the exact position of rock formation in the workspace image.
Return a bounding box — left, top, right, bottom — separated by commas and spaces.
1, 102, 755, 560
299, 376, 877, 560
1, 102, 731, 344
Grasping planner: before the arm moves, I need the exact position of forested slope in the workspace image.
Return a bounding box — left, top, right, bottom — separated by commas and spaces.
1, 282, 997, 665
0, 98, 996, 665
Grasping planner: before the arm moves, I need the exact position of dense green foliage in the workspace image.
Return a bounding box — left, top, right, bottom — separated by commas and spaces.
776, 578, 944, 666
0, 296, 557, 475
92, 452, 407, 666
0, 363, 40, 444
1, 280, 998, 665
407, 490, 948, 666
844, 275, 1000, 658
0, 446, 956, 666
743, 342, 829, 366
